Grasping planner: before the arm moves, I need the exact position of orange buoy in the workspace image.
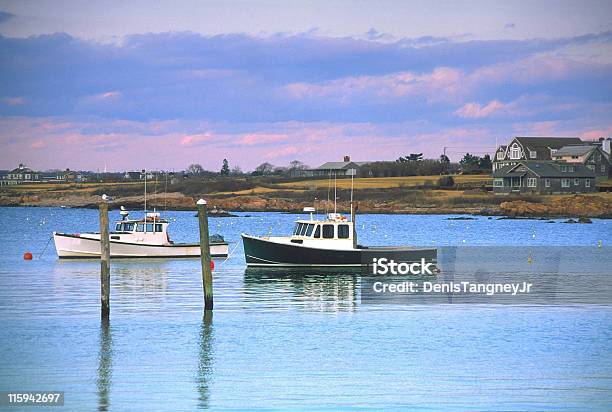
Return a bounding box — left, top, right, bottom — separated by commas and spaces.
210, 260, 215, 271
23, 252, 33, 260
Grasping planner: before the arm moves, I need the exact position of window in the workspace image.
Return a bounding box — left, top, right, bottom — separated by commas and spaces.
571, 155, 579, 159
115, 223, 122, 231
529, 150, 536, 159
602, 165, 606, 173
561, 165, 567, 172
305, 224, 315, 237
545, 179, 551, 187
574, 178, 579, 186
124, 223, 134, 231
587, 165, 595, 171
550, 149, 557, 155
136, 223, 145, 232
494, 178, 503, 187
314, 225, 321, 238
569, 166, 575, 172
527, 178, 537, 187
155, 223, 163, 232
299, 223, 309, 236
561, 179, 570, 188
586, 179, 591, 188
146, 223, 154, 232
497, 152, 504, 160
338, 224, 350, 239
510, 144, 521, 159
322, 224, 334, 239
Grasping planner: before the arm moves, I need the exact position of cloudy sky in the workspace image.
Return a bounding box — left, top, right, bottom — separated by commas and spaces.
0, 0, 611, 171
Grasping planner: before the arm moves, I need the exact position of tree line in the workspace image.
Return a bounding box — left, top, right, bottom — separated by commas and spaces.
185, 153, 492, 178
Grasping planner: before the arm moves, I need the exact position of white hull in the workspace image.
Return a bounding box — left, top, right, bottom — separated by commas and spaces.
54, 233, 228, 258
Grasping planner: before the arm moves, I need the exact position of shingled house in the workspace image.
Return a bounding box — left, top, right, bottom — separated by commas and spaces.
551, 145, 610, 179
0, 164, 41, 186
294, 156, 372, 177
493, 161, 596, 194
493, 136, 583, 172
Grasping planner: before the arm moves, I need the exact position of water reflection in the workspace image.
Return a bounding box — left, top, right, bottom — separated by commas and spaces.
97, 318, 113, 412
243, 268, 360, 312
196, 311, 214, 409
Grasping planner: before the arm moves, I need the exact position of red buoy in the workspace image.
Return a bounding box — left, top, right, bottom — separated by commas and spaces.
23, 252, 33, 260
210, 260, 215, 271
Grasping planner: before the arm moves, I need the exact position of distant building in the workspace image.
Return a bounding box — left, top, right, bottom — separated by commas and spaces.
1, 164, 41, 186
493, 161, 596, 194
294, 156, 372, 177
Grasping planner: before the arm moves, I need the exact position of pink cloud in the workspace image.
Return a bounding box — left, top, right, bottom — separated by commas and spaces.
29, 141, 46, 149
265, 145, 299, 159
2, 97, 26, 106
455, 100, 507, 118
180, 133, 213, 146
282, 67, 463, 103
95, 91, 121, 100
241, 133, 289, 145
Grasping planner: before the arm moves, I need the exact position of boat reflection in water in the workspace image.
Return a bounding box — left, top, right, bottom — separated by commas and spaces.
243, 267, 360, 312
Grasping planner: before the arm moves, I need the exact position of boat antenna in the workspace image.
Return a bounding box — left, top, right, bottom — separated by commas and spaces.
334, 171, 337, 214
143, 168, 147, 213
164, 171, 168, 213
326, 170, 331, 215
350, 169, 354, 221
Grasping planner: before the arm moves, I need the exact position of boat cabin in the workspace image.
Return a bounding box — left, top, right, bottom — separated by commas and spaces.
292, 216, 353, 240
111, 212, 172, 245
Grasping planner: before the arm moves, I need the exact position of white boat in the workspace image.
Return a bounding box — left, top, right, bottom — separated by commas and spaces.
54, 210, 228, 259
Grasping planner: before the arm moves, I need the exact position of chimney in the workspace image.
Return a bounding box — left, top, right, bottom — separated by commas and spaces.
344, 155, 350, 162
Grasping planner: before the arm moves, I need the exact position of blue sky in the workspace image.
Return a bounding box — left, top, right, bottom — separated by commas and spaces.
0, 0, 611, 171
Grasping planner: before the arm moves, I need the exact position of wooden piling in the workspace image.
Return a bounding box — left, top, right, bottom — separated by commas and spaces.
197, 199, 213, 310
99, 202, 111, 319
352, 202, 358, 249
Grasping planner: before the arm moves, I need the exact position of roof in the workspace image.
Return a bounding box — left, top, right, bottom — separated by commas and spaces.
494, 161, 596, 178
9, 166, 35, 174
553, 145, 595, 157
317, 161, 359, 170
514, 136, 583, 149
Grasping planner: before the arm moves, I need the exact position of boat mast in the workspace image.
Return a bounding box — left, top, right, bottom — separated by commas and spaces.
350, 168, 354, 221
334, 171, 337, 214
144, 168, 147, 213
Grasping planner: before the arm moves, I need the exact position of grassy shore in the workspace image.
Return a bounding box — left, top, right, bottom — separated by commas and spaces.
1, 175, 611, 217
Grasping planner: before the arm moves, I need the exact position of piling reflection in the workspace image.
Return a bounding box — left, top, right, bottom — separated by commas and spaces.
243, 268, 360, 311
196, 311, 214, 409
97, 318, 113, 412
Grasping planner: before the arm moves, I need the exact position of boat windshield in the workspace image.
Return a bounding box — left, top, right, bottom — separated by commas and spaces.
115, 222, 135, 232
293, 222, 315, 237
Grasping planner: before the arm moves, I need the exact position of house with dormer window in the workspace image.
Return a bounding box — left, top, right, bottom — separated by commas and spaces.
493, 137, 583, 172
0, 164, 41, 186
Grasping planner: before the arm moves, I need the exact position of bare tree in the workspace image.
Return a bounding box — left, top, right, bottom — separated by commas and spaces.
254, 162, 274, 175
187, 163, 205, 176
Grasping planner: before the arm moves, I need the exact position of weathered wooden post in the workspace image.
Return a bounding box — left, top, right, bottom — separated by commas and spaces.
197, 199, 213, 310
99, 201, 111, 319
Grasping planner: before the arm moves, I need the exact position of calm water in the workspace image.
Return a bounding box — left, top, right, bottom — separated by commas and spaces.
0, 207, 611, 410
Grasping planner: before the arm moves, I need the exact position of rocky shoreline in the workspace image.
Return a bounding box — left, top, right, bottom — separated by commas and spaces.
1, 191, 610, 219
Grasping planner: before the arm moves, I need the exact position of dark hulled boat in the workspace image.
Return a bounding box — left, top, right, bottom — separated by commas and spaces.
241, 208, 436, 268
